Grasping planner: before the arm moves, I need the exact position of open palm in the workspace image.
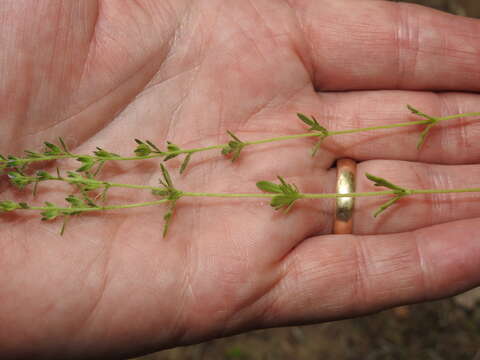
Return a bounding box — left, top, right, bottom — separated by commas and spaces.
1, 1, 480, 359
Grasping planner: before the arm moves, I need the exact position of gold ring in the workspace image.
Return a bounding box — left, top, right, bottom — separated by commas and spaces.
333, 158, 356, 234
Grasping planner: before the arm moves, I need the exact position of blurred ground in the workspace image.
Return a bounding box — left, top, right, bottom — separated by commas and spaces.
135, 1, 480, 359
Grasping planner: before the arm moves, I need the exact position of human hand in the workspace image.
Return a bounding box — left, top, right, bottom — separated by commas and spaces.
1, 1, 479, 359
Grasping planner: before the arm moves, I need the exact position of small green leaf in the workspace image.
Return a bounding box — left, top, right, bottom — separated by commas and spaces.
407, 104, 437, 121
179, 153, 192, 174
94, 147, 119, 158
99, 184, 111, 203
297, 113, 328, 134
19, 202, 29, 209
36, 170, 54, 181
40, 202, 60, 221
76, 156, 96, 172
146, 140, 161, 153
7, 171, 33, 188
66, 171, 83, 182
311, 140, 323, 157
164, 153, 180, 161
164, 141, 181, 161
222, 131, 245, 162
365, 173, 406, 193
134, 139, 163, 157
162, 199, 179, 237
0, 200, 21, 212
24, 150, 43, 158
297, 113, 314, 127
66, 171, 103, 191
166, 141, 180, 152
78, 189, 98, 207
277, 176, 299, 195
163, 210, 173, 237
256, 181, 282, 193
417, 123, 436, 149
60, 216, 70, 236
227, 130, 242, 142
373, 195, 403, 217
160, 164, 174, 188
58, 137, 70, 154
152, 189, 170, 197
407, 105, 440, 149
134, 141, 152, 157
260, 176, 301, 212
44, 142, 62, 155
6, 156, 24, 168
270, 195, 298, 212
92, 160, 106, 177
65, 195, 83, 208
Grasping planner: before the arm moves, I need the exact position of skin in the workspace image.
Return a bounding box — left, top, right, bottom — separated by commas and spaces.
0, 0, 479, 358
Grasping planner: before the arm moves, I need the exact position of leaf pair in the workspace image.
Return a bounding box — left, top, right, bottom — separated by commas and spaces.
222, 131, 245, 162
23, 139, 69, 159
3, 155, 27, 169
135, 139, 192, 174
134, 139, 180, 161
154, 164, 182, 200
365, 173, 410, 217
152, 164, 183, 236
94, 147, 120, 159
407, 105, 440, 149
257, 176, 301, 212
134, 139, 163, 157
76, 156, 96, 173
7, 171, 34, 189
164, 142, 192, 175
66, 171, 104, 192
297, 113, 329, 156
0, 200, 28, 212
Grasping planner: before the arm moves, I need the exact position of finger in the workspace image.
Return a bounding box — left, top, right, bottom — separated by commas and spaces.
352, 160, 480, 234
294, 0, 480, 91
299, 89, 480, 164
258, 218, 480, 327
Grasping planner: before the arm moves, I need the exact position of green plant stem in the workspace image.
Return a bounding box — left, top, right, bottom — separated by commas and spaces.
26, 199, 169, 213
12, 187, 480, 215
183, 187, 480, 199
3, 111, 479, 169
328, 111, 480, 136
27, 173, 480, 198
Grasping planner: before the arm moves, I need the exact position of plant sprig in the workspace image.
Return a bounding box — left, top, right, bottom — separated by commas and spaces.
2, 105, 480, 236
2, 106, 478, 175
257, 177, 302, 212
4, 169, 480, 235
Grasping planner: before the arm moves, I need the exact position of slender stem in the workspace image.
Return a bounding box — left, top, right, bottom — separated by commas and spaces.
3, 110, 479, 168
438, 111, 480, 121
329, 111, 480, 136
184, 187, 480, 199
411, 188, 480, 195
27, 199, 169, 213
33, 175, 480, 198
243, 133, 319, 145
13, 186, 480, 215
